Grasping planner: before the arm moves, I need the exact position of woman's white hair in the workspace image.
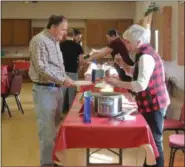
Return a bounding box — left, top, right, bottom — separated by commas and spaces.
123, 24, 151, 45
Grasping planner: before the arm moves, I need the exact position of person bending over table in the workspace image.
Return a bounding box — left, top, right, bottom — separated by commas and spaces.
105, 24, 170, 167
86, 29, 134, 81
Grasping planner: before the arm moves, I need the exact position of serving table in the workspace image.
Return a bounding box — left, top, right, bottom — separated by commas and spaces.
52, 87, 159, 166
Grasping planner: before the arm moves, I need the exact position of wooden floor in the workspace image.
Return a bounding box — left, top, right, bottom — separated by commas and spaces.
1, 83, 184, 166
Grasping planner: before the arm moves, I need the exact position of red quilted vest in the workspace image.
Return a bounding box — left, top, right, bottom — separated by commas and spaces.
133, 44, 169, 113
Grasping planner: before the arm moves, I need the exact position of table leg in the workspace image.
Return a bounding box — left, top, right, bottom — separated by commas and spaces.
86, 148, 91, 166
119, 148, 122, 165
86, 148, 122, 166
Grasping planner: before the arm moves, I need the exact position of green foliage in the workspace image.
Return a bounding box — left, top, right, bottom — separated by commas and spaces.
144, 2, 160, 16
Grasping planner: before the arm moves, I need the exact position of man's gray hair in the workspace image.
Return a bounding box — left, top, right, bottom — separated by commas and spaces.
123, 24, 151, 46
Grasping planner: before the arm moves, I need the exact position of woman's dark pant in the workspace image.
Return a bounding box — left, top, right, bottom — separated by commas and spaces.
142, 108, 166, 167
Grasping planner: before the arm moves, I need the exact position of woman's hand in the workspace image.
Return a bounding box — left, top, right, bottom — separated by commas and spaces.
104, 77, 120, 87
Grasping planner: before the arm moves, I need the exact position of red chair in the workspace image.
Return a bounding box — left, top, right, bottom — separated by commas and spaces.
1, 73, 13, 117
164, 104, 184, 133
1, 74, 24, 117
1, 75, 9, 94
1, 65, 8, 75
169, 134, 185, 167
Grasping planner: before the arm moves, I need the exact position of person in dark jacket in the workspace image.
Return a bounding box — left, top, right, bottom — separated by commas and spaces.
105, 24, 170, 167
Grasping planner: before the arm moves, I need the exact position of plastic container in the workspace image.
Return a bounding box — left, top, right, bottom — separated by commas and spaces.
83, 91, 92, 123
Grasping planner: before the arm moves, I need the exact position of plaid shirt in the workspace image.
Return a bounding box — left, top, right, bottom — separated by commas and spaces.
29, 29, 66, 85
133, 44, 170, 113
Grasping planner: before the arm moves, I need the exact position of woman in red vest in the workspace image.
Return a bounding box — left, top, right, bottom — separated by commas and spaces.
105, 24, 170, 167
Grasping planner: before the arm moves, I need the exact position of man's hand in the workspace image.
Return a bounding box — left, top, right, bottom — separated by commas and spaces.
78, 65, 84, 72
83, 58, 92, 65
114, 54, 131, 73
63, 77, 76, 87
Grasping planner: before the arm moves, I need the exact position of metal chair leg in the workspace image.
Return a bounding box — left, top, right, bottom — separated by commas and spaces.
1, 97, 6, 114
169, 148, 173, 167
171, 148, 178, 167
15, 95, 24, 114
175, 130, 179, 134
5, 99, 12, 117
169, 147, 178, 167
15, 95, 21, 111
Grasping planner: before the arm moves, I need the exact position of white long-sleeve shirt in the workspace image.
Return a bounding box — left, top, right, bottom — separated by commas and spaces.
117, 53, 170, 106
118, 54, 157, 93
125, 54, 155, 93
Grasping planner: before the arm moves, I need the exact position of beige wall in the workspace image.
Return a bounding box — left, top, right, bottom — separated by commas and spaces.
2, 1, 135, 30
2, 1, 135, 19
134, 1, 147, 23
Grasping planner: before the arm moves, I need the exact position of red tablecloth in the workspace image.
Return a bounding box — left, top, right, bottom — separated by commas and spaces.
13, 61, 30, 71
53, 93, 159, 164
79, 83, 128, 93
